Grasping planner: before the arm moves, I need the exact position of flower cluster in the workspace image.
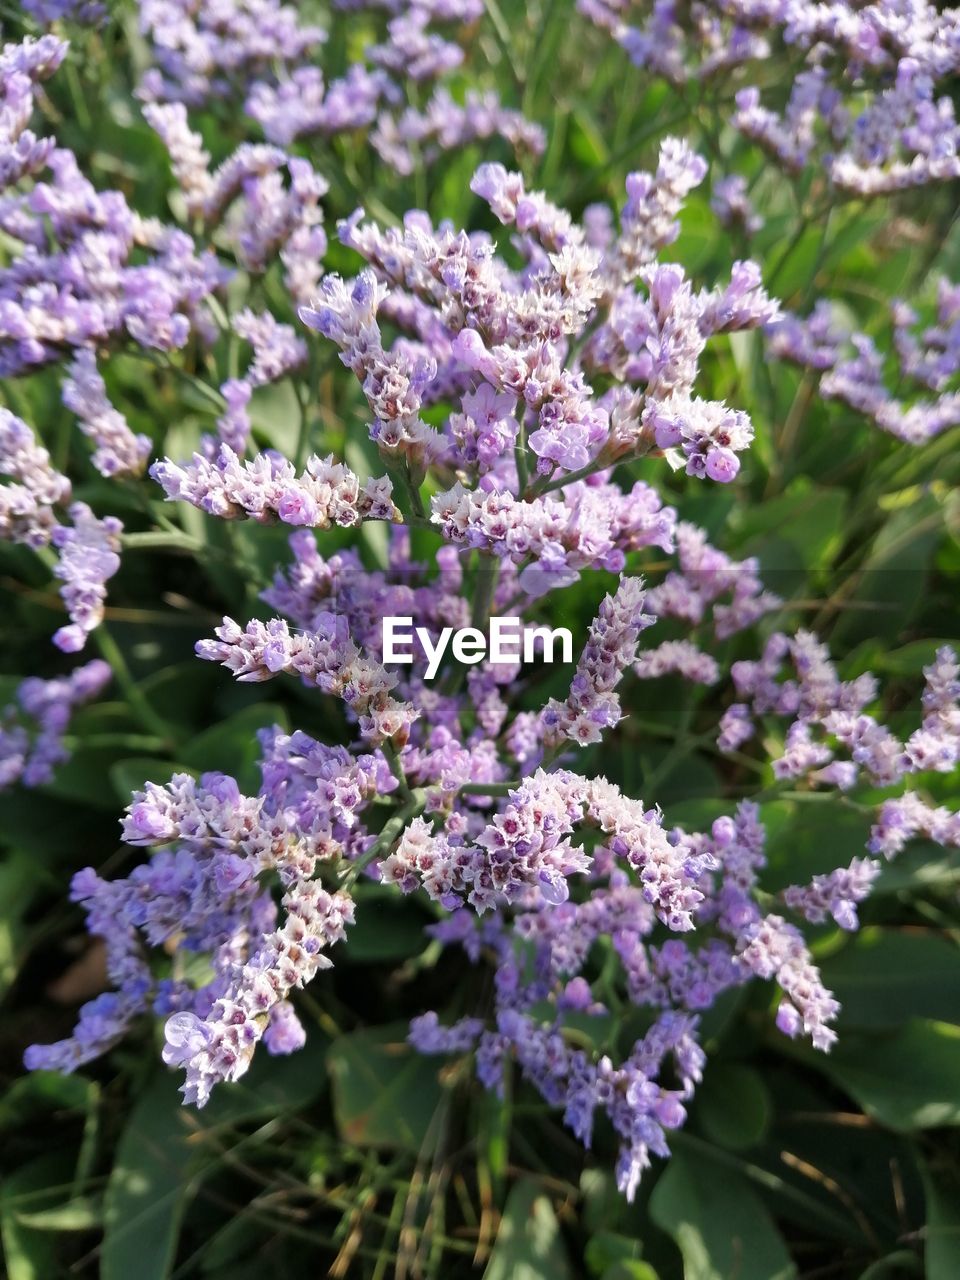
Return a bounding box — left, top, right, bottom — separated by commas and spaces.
0, 660, 111, 790
10, 0, 960, 1218
25, 762, 365, 1098
152, 448, 398, 529
720, 633, 959, 789
579, 1, 960, 198
196, 615, 420, 747
541, 577, 653, 746
0, 408, 123, 653
0, 36, 225, 378
771, 285, 960, 445
413, 799, 846, 1197
137, 0, 542, 179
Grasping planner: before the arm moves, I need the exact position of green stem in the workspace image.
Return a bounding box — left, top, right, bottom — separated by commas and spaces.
121, 531, 203, 552
515, 418, 530, 495
381, 739, 412, 802
458, 781, 518, 796
293, 377, 313, 473
69, 732, 170, 752
388, 460, 427, 521
482, 0, 524, 92
93, 627, 176, 745
471, 555, 500, 633
340, 788, 427, 887
404, 463, 427, 519
530, 449, 647, 499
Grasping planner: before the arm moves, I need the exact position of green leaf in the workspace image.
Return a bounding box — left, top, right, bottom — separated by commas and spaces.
873, 841, 960, 894
812, 1020, 960, 1131
762, 802, 871, 893
15, 1196, 101, 1232
649, 1147, 796, 1280
181, 702, 289, 791
0, 851, 47, 1001
1, 1155, 70, 1280
345, 889, 431, 962
858, 1251, 922, 1279
484, 1178, 573, 1280
921, 1158, 960, 1280
695, 1063, 771, 1150
102, 1037, 328, 1280
327, 1023, 445, 1153
875, 641, 956, 677
110, 757, 192, 806
832, 497, 943, 646
138, 662, 215, 728
0, 1071, 96, 1132
584, 1230, 645, 1277
44, 742, 142, 810
733, 483, 849, 572
821, 930, 960, 1030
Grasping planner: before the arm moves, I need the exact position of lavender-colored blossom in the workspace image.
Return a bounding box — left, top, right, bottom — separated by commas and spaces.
0, 407, 71, 548
62, 350, 151, 477
50, 503, 123, 653
152, 446, 398, 530
0, 659, 111, 791
711, 176, 763, 235
542, 577, 653, 746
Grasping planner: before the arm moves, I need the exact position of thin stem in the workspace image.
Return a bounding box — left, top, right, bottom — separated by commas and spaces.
471, 555, 500, 633
514, 418, 530, 495
529, 458, 602, 499
293, 376, 313, 473
381, 739, 412, 802
340, 788, 427, 887
458, 781, 518, 796
482, 0, 524, 92
389, 461, 428, 521
121, 530, 203, 552
404, 462, 427, 519
92, 626, 176, 745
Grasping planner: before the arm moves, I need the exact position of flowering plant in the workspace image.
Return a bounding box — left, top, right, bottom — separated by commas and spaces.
2, 1, 960, 1276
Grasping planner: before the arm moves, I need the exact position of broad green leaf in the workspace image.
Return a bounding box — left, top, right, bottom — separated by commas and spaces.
649, 1147, 796, 1280
584, 1230, 647, 1277
138, 662, 215, 727
0, 1072, 95, 1133
667, 195, 717, 275
181, 702, 289, 790
0, 786, 112, 859
345, 890, 431, 962
858, 1252, 922, 1279
822, 930, 960, 1030
0, 851, 47, 1000
873, 841, 960, 894
110, 757, 193, 806
603, 1267, 660, 1280
1, 1155, 70, 1280
733, 483, 849, 573
875, 641, 956, 677
102, 1035, 328, 1280
695, 1063, 771, 1150
484, 1178, 573, 1280
15, 1196, 101, 1232
327, 1023, 445, 1153
762, 802, 871, 893
45, 737, 154, 810
832, 497, 944, 647
812, 1021, 960, 1131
